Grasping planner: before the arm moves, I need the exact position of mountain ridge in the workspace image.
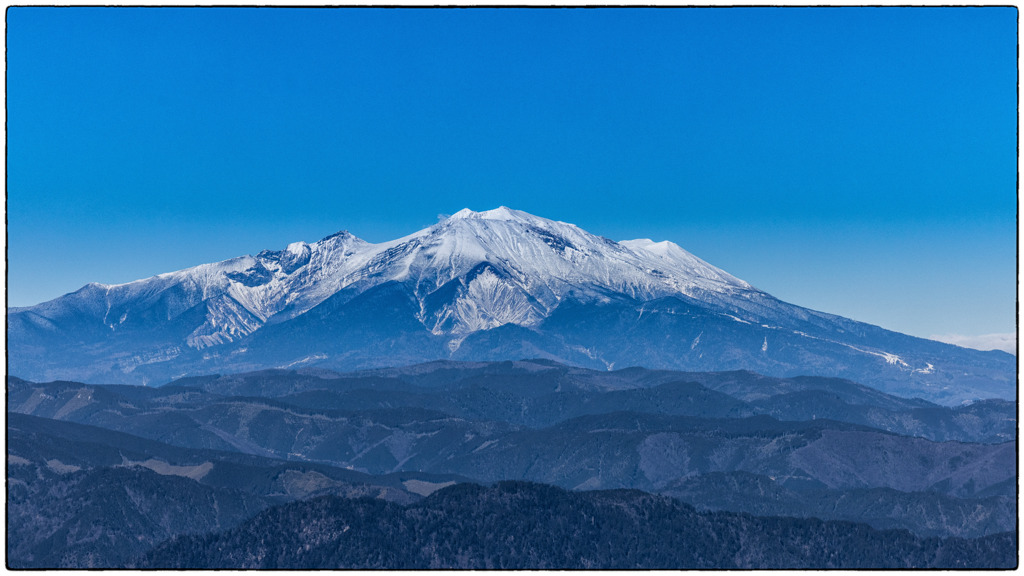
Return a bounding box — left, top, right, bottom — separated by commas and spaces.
8, 363, 1016, 543
8, 207, 1014, 404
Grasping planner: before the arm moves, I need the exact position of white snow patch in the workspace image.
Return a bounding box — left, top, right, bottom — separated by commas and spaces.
793, 330, 911, 368
879, 352, 907, 366
447, 337, 464, 353
472, 439, 499, 453
285, 241, 309, 255
842, 343, 910, 368
284, 354, 328, 368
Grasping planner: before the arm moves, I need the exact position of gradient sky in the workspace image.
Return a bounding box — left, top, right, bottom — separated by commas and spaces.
6, 7, 1017, 344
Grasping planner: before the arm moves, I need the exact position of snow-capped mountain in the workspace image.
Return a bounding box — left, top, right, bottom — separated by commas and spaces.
8, 207, 1014, 404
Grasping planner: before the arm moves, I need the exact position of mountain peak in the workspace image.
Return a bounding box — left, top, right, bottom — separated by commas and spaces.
622, 238, 687, 258
318, 230, 362, 244
448, 206, 531, 222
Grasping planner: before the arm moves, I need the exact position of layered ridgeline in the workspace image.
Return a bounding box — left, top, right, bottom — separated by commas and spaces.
9, 207, 1013, 403
8, 362, 1016, 550
7, 362, 1017, 568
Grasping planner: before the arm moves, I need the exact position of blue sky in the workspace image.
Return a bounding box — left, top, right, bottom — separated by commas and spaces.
7, 7, 1017, 345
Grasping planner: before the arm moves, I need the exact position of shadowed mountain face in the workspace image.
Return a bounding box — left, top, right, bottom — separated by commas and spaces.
6, 412, 463, 568
8, 360, 1016, 564
7, 208, 1014, 404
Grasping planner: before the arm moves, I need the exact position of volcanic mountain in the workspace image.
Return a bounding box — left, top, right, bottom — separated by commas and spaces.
8, 207, 1013, 404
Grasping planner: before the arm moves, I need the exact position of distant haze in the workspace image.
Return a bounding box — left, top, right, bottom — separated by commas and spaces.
929, 334, 1016, 355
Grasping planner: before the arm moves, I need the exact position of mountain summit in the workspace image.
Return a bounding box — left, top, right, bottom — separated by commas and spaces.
8, 208, 1013, 404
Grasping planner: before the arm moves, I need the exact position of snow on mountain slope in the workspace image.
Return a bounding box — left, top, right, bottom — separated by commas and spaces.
442, 209, 776, 331
8, 207, 1015, 403
54, 231, 371, 350
620, 238, 751, 292
39, 207, 767, 349
383, 207, 762, 334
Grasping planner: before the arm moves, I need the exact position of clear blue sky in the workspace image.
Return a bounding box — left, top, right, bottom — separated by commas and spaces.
7, 7, 1017, 342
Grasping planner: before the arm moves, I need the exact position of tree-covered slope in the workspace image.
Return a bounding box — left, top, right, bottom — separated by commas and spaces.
138, 481, 1017, 569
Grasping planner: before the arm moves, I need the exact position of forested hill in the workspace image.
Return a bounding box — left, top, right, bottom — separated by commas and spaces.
139, 481, 1017, 569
